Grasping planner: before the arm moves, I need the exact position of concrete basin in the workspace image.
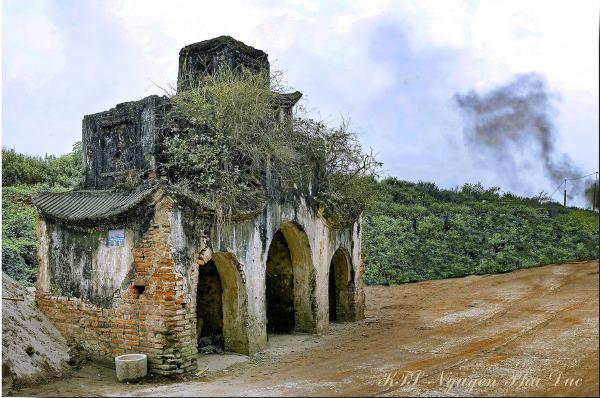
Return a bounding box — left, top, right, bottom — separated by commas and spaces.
115, 353, 147, 382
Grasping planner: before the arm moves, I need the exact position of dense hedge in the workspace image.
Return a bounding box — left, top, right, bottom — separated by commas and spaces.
363, 178, 599, 285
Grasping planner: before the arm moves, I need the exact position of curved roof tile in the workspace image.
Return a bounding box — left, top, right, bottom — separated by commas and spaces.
32, 183, 159, 223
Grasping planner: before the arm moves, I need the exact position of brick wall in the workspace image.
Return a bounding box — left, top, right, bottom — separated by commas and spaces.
36, 196, 199, 376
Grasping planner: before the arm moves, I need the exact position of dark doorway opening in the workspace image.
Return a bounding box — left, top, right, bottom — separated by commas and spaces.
197, 259, 224, 350
266, 230, 295, 333
329, 263, 337, 322
329, 248, 354, 323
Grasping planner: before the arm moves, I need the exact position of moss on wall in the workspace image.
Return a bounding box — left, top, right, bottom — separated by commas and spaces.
43, 212, 152, 308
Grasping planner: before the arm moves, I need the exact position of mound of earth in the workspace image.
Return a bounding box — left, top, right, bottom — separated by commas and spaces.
2, 273, 72, 392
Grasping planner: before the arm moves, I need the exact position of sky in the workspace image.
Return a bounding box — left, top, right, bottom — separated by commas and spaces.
2, 0, 598, 205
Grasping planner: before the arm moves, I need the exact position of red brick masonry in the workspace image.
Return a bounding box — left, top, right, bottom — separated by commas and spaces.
36, 197, 199, 375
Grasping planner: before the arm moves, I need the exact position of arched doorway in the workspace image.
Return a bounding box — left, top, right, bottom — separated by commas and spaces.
265, 230, 295, 333
197, 259, 224, 349
196, 252, 249, 354
265, 222, 316, 334
328, 248, 355, 322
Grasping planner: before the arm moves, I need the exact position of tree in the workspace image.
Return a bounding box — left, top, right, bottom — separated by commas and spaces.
1, 149, 46, 186
2, 142, 82, 188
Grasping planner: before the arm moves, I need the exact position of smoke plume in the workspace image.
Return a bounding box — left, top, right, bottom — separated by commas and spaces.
584, 179, 599, 210
454, 73, 588, 204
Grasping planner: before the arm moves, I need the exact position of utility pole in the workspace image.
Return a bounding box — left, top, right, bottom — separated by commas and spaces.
593, 172, 598, 212
563, 178, 567, 207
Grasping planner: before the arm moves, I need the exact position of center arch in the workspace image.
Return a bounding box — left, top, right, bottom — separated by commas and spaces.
265, 221, 316, 334
196, 251, 249, 354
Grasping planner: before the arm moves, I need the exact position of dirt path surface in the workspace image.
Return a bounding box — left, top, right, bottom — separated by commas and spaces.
15, 260, 599, 397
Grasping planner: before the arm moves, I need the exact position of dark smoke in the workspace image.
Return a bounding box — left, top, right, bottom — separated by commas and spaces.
584, 179, 599, 210
454, 73, 586, 202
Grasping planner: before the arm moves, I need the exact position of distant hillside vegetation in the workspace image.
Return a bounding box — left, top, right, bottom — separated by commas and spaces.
363, 178, 599, 284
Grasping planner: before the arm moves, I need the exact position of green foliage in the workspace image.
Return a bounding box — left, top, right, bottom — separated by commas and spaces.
44, 142, 83, 188
2, 144, 82, 285
2, 185, 40, 285
1, 149, 46, 186
163, 68, 283, 219
2, 142, 82, 188
162, 68, 380, 224
363, 178, 600, 285
559, 208, 600, 233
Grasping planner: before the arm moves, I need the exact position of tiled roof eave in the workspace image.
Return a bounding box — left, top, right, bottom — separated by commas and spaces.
32, 181, 267, 226
32, 182, 161, 225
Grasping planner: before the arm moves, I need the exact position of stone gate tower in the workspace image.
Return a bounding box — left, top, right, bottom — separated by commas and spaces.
33, 36, 364, 376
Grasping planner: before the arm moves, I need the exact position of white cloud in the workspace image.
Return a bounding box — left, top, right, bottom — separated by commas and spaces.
3, 0, 66, 91
468, 0, 599, 94
104, 0, 598, 102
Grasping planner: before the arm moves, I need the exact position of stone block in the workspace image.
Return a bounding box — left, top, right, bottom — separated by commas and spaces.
115, 353, 148, 382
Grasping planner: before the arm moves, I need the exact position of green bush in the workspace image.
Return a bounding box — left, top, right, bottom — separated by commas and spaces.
2, 144, 82, 285
2, 142, 82, 188
162, 67, 380, 225
1, 149, 46, 186
2, 186, 39, 285
363, 177, 599, 285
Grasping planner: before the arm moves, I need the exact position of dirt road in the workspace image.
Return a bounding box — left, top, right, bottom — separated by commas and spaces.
16, 260, 599, 397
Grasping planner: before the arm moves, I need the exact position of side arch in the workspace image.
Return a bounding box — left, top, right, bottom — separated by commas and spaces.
198, 251, 249, 354
328, 247, 356, 322
267, 221, 317, 333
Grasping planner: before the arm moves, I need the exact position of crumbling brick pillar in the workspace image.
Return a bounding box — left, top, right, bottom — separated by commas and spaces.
126, 195, 198, 375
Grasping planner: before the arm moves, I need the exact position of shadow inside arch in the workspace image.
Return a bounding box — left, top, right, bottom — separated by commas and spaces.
198, 251, 250, 354
266, 221, 317, 334
329, 247, 356, 323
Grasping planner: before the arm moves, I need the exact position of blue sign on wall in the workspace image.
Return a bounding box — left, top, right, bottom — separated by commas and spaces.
108, 229, 125, 247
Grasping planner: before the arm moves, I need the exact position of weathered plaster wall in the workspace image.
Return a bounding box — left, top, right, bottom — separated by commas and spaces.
36, 194, 200, 375
36, 219, 144, 308
35, 190, 364, 374
207, 194, 365, 353
82, 95, 170, 189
